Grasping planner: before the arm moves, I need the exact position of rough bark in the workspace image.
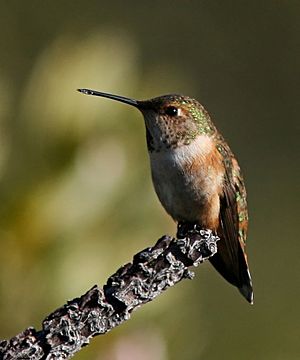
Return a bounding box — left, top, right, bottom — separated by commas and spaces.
0, 225, 218, 360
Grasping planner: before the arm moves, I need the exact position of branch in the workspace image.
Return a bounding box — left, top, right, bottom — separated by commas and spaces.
0, 225, 218, 360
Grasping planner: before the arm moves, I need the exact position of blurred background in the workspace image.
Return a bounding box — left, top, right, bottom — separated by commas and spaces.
0, 1, 299, 359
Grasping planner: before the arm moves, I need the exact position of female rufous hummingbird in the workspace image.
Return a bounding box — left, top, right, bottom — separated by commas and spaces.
78, 88, 253, 304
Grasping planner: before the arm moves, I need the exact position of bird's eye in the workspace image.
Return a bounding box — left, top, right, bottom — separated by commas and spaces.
165, 106, 179, 116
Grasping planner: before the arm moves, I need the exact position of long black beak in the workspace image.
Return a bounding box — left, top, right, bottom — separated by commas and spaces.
77, 88, 139, 108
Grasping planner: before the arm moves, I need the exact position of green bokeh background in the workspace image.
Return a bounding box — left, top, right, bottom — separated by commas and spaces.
0, 1, 299, 359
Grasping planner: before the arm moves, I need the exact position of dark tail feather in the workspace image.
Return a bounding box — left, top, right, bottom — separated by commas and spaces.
209, 241, 254, 304
239, 279, 253, 304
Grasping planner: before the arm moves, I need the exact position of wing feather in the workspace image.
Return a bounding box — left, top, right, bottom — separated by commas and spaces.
209, 147, 253, 303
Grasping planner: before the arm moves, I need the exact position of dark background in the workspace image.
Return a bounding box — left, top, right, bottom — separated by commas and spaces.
0, 1, 299, 359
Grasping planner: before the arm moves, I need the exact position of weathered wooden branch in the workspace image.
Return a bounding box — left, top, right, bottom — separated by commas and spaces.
0, 224, 218, 360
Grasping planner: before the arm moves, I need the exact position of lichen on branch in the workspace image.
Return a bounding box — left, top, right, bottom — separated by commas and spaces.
0, 225, 218, 360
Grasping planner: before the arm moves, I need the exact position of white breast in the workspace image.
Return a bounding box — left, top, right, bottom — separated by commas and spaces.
149, 135, 222, 222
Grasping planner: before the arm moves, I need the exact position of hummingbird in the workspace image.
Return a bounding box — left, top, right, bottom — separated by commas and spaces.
78, 88, 253, 304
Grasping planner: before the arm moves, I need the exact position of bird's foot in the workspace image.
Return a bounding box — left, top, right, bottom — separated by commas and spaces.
177, 221, 202, 238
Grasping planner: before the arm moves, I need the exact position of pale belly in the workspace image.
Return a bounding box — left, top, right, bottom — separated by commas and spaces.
149, 137, 224, 226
